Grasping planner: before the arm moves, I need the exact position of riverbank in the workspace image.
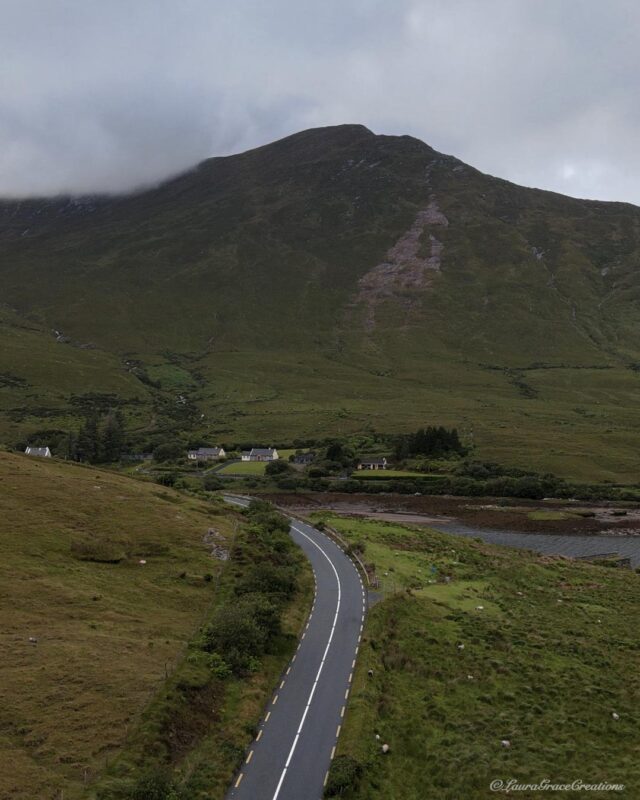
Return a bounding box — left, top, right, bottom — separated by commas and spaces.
268, 492, 640, 537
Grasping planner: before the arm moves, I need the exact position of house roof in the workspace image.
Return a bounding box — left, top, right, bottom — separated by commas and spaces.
251, 448, 276, 455
192, 447, 223, 456
25, 446, 50, 456
360, 457, 387, 464
294, 451, 315, 461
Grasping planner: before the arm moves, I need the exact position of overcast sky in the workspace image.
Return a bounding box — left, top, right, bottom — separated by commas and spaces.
1, 0, 639, 203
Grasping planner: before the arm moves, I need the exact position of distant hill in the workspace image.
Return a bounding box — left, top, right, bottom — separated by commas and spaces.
1, 124, 639, 480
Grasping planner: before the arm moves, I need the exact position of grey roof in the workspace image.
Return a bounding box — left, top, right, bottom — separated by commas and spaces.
251, 448, 276, 455
360, 457, 387, 464
294, 452, 315, 461
192, 447, 223, 456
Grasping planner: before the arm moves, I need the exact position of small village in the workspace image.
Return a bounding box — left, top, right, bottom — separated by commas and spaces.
24, 441, 391, 472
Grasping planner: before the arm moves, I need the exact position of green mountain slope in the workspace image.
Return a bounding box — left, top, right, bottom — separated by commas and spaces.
1, 124, 639, 480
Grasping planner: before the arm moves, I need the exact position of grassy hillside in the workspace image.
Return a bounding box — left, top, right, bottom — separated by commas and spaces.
0, 451, 231, 798
1, 125, 640, 480
0, 453, 310, 800
316, 514, 640, 799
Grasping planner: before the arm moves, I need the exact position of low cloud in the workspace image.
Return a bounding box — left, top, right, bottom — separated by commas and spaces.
1, 0, 639, 203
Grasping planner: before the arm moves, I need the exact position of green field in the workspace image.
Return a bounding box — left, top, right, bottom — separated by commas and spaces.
314, 513, 640, 799
527, 509, 576, 521
352, 469, 440, 480
217, 460, 267, 476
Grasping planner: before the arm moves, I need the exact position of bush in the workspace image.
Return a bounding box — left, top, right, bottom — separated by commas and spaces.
129, 771, 180, 800
325, 755, 362, 796
201, 599, 268, 675
205, 652, 232, 680
241, 592, 283, 640
265, 459, 291, 476
156, 472, 178, 487
71, 537, 127, 563
276, 477, 300, 490
236, 562, 297, 599
203, 475, 224, 491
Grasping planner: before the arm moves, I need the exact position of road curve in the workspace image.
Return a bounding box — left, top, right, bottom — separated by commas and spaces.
224, 496, 366, 800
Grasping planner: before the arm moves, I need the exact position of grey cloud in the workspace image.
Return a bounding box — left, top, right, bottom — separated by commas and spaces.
1, 0, 639, 203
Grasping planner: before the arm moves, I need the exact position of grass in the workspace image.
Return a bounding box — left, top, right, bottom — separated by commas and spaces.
314, 513, 640, 799
2, 127, 640, 483
527, 510, 576, 521
351, 469, 442, 481
217, 460, 267, 476
0, 452, 311, 800
94, 500, 314, 800
277, 449, 297, 460
0, 452, 232, 799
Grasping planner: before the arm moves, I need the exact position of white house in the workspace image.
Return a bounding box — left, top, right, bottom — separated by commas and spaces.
357, 457, 388, 470
187, 446, 226, 462
25, 446, 52, 458
241, 448, 279, 462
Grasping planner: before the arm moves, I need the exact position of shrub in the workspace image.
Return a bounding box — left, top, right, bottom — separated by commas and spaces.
276, 477, 300, 490
205, 652, 232, 680
156, 472, 178, 487
325, 755, 362, 796
236, 562, 297, 598
265, 459, 291, 476
203, 475, 224, 491
128, 771, 180, 800
201, 600, 268, 675
71, 538, 127, 563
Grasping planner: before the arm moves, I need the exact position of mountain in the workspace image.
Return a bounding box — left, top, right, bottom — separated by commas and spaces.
1, 124, 639, 480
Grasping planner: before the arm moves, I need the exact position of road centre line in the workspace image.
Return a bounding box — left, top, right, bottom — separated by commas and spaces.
269, 524, 342, 800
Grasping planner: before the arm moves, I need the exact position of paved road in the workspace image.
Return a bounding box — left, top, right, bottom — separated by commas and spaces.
224, 496, 366, 800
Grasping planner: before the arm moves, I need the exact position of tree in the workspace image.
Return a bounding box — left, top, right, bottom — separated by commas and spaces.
76, 413, 100, 463
63, 431, 78, 461
325, 441, 344, 461
153, 442, 184, 462
101, 409, 125, 462
265, 459, 290, 476
394, 426, 465, 459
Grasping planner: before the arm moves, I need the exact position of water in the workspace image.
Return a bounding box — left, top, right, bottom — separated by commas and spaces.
434, 521, 640, 568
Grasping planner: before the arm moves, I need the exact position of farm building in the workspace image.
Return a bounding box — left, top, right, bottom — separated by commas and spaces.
241, 448, 279, 462
187, 447, 226, 461
25, 446, 52, 458
293, 451, 316, 465
357, 457, 388, 470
